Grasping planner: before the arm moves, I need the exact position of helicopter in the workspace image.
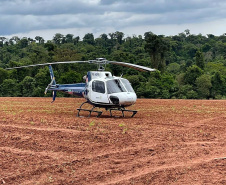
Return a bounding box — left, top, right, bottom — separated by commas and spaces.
6, 58, 155, 117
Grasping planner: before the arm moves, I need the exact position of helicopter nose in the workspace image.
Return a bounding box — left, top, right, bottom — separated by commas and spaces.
109, 93, 137, 106
124, 92, 137, 105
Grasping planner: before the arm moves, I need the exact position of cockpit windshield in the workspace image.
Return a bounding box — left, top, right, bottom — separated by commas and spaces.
121, 79, 134, 93
107, 79, 126, 94
106, 79, 134, 94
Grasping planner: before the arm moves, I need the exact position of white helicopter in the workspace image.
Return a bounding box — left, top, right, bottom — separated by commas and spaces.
6, 58, 155, 117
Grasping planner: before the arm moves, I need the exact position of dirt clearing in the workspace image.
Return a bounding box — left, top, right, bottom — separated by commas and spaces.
0, 97, 225, 184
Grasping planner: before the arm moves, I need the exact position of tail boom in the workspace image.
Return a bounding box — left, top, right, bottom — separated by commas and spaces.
48, 83, 86, 97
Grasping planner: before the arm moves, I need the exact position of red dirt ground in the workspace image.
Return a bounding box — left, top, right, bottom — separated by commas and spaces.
0, 97, 225, 185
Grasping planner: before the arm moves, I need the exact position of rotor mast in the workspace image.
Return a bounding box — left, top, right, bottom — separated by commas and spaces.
89, 58, 107, 71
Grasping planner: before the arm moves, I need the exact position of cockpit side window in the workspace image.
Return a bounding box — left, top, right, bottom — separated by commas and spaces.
92, 80, 105, 93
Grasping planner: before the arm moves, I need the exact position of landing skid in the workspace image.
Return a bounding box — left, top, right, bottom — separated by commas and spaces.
77, 101, 137, 118
77, 101, 102, 117
109, 108, 137, 118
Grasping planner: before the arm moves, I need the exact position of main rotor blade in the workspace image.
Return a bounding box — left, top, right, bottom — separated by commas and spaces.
5, 61, 89, 70
5, 59, 156, 72
107, 61, 156, 72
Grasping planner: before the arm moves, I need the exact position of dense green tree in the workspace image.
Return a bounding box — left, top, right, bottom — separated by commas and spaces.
83, 33, 95, 45
73, 36, 80, 45
137, 71, 177, 99
58, 70, 82, 84
195, 50, 205, 69
126, 75, 146, 91
137, 84, 160, 98
27, 44, 50, 64
35, 36, 44, 44
183, 43, 197, 59
0, 37, 6, 47
177, 84, 198, 99
0, 79, 20, 96
32, 87, 44, 97
34, 67, 50, 88
0, 68, 8, 84
144, 32, 170, 71
196, 74, 212, 99
8, 61, 30, 81
65, 34, 74, 43
53, 33, 64, 44
115, 31, 124, 45
205, 62, 226, 75
20, 76, 36, 97
44, 41, 56, 52
211, 72, 225, 98
10, 36, 20, 44
166, 63, 181, 74
184, 29, 190, 36
19, 37, 29, 48
184, 65, 203, 85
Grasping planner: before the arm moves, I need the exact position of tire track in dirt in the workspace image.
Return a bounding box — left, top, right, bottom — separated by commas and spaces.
79, 139, 225, 184
186, 116, 226, 127
102, 156, 226, 185
149, 116, 226, 129
0, 123, 137, 154
2, 142, 225, 185
4, 137, 225, 185
0, 124, 94, 156
2, 145, 225, 185
101, 145, 226, 185
2, 139, 224, 163
0, 123, 83, 134
0, 142, 156, 184
0, 146, 72, 160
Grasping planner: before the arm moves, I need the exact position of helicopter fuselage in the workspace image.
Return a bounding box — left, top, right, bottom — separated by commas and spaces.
52, 71, 137, 108
84, 71, 137, 108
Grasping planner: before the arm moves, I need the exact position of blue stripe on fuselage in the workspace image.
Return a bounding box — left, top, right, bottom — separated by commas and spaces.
49, 83, 86, 97
57, 83, 86, 88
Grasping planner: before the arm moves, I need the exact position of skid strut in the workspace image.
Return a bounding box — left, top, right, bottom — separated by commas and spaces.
77, 101, 102, 117
109, 108, 137, 118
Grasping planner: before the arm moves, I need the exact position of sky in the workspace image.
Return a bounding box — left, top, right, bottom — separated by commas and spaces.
1, 0, 226, 40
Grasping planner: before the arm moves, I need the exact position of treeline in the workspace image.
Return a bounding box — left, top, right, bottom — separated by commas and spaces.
1, 30, 226, 99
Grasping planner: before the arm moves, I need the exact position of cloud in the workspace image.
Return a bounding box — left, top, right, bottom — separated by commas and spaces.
1, 0, 226, 39
0, 0, 102, 15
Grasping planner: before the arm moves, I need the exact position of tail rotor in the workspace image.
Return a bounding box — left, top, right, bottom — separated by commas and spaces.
45, 77, 56, 95
45, 65, 57, 102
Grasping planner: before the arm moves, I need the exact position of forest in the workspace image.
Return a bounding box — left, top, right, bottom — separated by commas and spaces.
0, 29, 226, 99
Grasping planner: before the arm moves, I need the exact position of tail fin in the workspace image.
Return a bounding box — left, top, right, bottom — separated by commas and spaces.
49, 65, 56, 85
44, 65, 57, 103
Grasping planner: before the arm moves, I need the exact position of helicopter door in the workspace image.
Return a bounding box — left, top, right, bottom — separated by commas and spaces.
90, 80, 109, 104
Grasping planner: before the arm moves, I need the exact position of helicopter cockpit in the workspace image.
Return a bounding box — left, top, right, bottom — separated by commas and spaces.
90, 76, 134, 95
85, 71, 136, 107
87, 71, 134, 93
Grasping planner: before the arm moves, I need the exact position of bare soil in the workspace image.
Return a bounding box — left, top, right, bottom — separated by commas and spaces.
0, 97, 225, 185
